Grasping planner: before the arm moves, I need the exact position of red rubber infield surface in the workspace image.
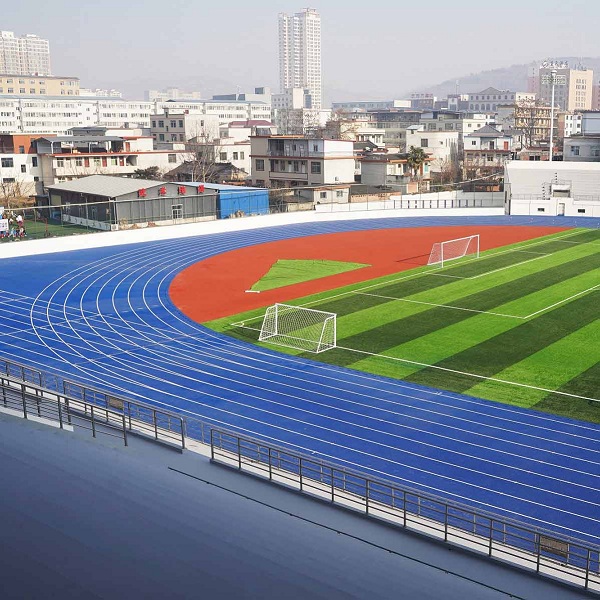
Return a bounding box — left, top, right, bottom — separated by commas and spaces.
169, 225, 570, 322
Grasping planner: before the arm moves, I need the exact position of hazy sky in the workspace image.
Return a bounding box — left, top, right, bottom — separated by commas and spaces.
6, 0, 599, 101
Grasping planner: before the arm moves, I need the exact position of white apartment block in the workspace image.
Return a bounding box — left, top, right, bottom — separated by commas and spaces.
145, 88, 202, 102
0, 31, 51, 76
278, 8, 322, 109
250, 136, 354, 188
150, 112, 221, 144
0, 151, 42, 197
0, 96, 272, 136
332, 100, 410, 112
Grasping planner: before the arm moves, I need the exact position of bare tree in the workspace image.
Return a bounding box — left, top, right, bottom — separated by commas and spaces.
513, 98, 552, 148
178, 121, 226, 182
0, 177, 35, 209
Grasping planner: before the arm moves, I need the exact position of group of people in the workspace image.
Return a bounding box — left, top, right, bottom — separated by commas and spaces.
0, 211, 26, 240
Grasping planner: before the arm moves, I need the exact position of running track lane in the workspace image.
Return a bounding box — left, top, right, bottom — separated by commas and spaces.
1, 215, 599, 547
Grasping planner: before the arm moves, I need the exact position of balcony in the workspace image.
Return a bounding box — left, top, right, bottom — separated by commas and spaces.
269, 171, 308, 180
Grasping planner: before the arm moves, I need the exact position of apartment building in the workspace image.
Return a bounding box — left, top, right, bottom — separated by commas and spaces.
538, 61, 594, 111
0, 74, 79, 96
0, 31, 51, 76
250, 135, 354, 188
279, 8, 322, 109
145, 88, 202, 102
563, 112, 600, 162
467, 88, 534, 112
367, 110, 423, 150
331, 100, 410, 112
405, 125, 459, 176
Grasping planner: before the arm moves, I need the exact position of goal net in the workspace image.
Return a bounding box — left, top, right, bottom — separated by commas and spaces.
427, 235, 479, 268
259, 303, 337, 353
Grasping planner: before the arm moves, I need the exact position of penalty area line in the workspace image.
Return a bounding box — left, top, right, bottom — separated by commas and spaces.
334, 345, 600, 404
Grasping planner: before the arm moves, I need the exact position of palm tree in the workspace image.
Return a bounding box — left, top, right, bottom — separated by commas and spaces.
407, 146, 428, 192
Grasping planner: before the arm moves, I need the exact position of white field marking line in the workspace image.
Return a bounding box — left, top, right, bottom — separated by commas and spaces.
468, 254, 550, 279
426, 273, 467, 279
352, 291, 524, 319
510, 250, 550, 255
297, 229, 587, 311
554, 240, 600, 245
522, 284, 600, 319
336, 345, 600, 404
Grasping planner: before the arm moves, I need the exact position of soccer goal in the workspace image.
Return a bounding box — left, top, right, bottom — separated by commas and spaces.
259, 303, 337, 353
427, 235, 480, 268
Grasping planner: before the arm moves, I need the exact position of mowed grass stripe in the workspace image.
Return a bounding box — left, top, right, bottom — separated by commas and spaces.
533, 363, 600, 423
331, 251, 600, 366
315, 239, 598, 336
404, 290, 600, 394
347, 269, 600, 382
466, 320, 600, 407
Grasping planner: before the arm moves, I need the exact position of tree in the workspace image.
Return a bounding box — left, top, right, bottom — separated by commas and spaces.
0, 177, 35, 209
407, 146, 428, 193
179, 122, 225, 182
133, 166, 163, 180
511, 99, 552, 149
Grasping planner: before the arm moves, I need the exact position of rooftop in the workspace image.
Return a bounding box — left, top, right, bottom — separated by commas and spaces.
47, 175, 165, 197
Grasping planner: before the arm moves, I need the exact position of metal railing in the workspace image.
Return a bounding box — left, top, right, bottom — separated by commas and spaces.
1, 354, 599, 594
210, 428, 600, 594
0, 358, 186, 449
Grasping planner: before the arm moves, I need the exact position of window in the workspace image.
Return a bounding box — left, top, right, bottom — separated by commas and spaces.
578, 209, 586, 214
158, 120, 164, 128
75, 158, 83, 167
172, 204, 183, 219
20, 164, 26, 173
336, 190, 344, 198
19, 88, 25, 94
170, 120, 177, 128
32, 157, 38, 167
152, 121, 156, 128
2, 177, 15, 183
313, 144, 319, 152
537, 207, 545, 212
421, 139, 428, 147
30, 89, 35, 94
256, 159, 264, 171
168, 153, 177, 163
571, 146, 580, 156
320, 191, 327, 199
159, 133, 165, 141
1, 157, 13, 168
33, 176, 39, 182
233, 152, 238, 160
240, 152, 244, 159
178, 120, 183, 128
220, 152, 227, 161
93, 158, 101, 166
18, 145, 25, 154
310, 161, 321, 174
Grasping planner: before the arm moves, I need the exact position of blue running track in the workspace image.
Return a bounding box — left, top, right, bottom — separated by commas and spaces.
1, 215, 599, 546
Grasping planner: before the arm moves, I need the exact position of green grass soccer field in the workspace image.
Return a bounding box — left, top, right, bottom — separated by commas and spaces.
206, 228, 600, 423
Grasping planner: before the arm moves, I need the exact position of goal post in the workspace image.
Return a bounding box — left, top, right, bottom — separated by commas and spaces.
427, 235, 479, 268
259, 303, 337, 353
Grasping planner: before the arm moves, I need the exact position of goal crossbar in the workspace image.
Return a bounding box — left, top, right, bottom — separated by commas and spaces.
259, 303, 337, 353
427, 235, 479, 268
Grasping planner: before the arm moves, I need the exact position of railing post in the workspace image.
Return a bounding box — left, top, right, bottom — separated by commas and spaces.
153, 409, 158, 441
57, 397, 63, 429
403, 491, 407, 528
1, 377, 6, 406
210, 429, 215, 461
122, 414, 128, 447
299, 457, 303, 491
330, 466, 335, 503
584, 549, 591, 590
180, 417, 185, 449
237, 436, 242, 470
268, 446, 272, 481
91, 405, 96, 438
21, 383, 27, 419
64, 396, 72, 425
536, 533, 542, 573
444, 504, 449, 542
365, 480, 370, 515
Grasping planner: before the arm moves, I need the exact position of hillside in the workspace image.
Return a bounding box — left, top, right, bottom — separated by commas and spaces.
411, 57, 600, 97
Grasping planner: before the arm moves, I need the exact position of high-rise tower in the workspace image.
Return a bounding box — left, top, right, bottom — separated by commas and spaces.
278, 8, 322, 109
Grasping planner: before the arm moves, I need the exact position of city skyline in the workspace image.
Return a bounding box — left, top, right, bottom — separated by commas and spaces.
5, 0, 600, 102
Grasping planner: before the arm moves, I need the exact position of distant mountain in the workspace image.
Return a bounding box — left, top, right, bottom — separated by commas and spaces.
410, 57, 600, 98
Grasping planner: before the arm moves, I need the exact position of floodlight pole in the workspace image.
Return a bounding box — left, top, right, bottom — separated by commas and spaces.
549, 69, 557, 162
